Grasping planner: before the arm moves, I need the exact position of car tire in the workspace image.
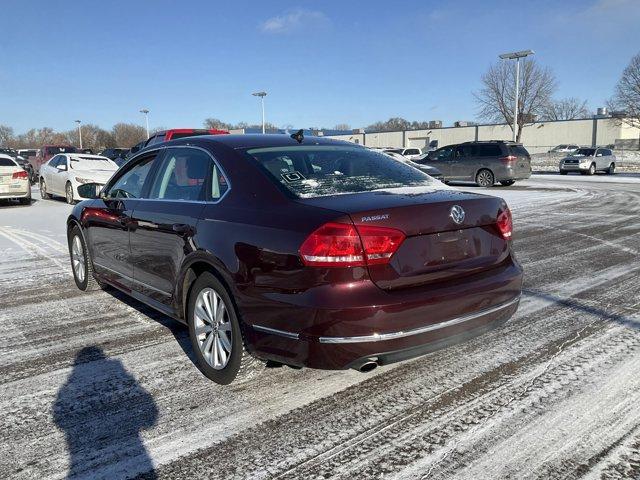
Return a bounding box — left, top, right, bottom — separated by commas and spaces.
588, 163, 596, 175
187, 272, 245, 385
19, 195, 31, 206
40, 178, 51, 199
607, 163, 615, 175
68, 225, 100, 292
65, 182, 75, 204
499, 180, 515, 186
559, 170, 567, 175
475, 169, 494, 187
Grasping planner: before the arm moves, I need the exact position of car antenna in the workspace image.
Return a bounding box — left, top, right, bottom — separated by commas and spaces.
291, 129, 304, 143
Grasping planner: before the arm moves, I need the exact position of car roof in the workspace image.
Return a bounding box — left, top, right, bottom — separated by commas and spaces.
150, 134, 357, 150
66, 154, 110, 160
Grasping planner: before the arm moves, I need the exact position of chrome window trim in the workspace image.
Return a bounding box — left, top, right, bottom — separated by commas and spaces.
252, 325, 300, 340
92, 261, 172, 297
318, 296, 520, 344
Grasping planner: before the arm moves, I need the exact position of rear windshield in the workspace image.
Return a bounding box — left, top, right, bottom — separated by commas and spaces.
510, 145, 530, 157
47, 146, 77, 154
169, 131, 210, 140
245, 145, 437, 199
0, 158, 17, 167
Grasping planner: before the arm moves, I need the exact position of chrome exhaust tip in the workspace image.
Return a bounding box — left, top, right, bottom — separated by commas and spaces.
358, 360, 378, 373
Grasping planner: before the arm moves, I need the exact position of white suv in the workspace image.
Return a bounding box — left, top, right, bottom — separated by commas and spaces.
559, 147, 616, 175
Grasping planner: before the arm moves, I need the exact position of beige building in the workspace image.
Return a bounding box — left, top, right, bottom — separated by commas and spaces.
326, 118, 640, 154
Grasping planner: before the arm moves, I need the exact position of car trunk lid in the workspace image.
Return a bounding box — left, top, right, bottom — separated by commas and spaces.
298, 187, 510, 290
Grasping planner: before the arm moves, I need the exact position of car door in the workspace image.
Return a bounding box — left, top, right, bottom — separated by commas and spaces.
453, 144, 478, 180
129, 146, 220, 307
596, 148, 610, 169
42, 155, 60, 192
425, 146, 455, 177
85, 151, 159, 291
51, 155, 69, 194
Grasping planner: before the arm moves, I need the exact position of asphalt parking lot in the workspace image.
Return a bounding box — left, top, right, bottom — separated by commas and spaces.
1, 174, 639, 480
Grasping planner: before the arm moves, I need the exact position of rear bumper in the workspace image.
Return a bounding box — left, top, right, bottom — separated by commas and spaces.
243, 259, 523, 369
0, 185, 30, 199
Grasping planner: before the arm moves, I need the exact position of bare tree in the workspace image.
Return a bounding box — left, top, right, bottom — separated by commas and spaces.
541, 97, 590, 121
204, 118, 233, 130
111, 123, 146, 148
366, 117, 411, 132
333, 123, 351, 131
607, 52, 640, 149
475, 58, 556, 142
0, 125, 15, 147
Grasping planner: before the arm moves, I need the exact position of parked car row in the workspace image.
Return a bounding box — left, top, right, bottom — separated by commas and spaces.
0, 148, 37, 184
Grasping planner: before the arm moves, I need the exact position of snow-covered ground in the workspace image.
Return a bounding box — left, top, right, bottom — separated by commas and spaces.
1, 177, 639, 480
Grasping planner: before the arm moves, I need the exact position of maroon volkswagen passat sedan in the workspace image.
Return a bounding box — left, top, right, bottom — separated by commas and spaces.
67, 134, 522, 384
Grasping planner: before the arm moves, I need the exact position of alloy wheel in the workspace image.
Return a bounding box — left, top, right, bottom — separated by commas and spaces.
66, 184, 74, 204
194, 287, 233, 370
71, 235, 86, 283
476, 170, 494, 187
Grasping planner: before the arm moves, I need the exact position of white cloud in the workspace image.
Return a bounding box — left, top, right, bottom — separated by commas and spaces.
260, 8, 329, 34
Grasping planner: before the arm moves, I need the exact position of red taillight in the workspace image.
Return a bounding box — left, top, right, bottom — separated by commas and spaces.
496, 208, 512, 239
499, 155, 517, 165
12, 170, 29, 179
299, 222, 405, 267
357, 224, 406, 265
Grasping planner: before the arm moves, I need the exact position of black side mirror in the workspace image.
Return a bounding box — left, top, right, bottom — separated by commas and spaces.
77, 183, 102, 199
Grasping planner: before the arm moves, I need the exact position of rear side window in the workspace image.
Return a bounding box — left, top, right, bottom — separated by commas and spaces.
147, 134, 165, 146
245, 145, 436, 199
476, 144, 502, 157
510, 145, 530, 157
149, 148, 212, 201
0, 157, 16, 167
405, 149, 420, 155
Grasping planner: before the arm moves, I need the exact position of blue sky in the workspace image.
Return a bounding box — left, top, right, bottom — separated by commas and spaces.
1, 0, 639, 133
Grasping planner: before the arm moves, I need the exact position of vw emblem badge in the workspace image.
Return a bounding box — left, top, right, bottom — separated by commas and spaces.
450, 205, 465, 224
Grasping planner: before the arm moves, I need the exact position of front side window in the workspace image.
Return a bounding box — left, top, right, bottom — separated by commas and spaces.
148, 148, 220, 201
245, 145, 436, 199
48, 155, 59, 167
105, 155, 156, 199
432, 146, 453, 160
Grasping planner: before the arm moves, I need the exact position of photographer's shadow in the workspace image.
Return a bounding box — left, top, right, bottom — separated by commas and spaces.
53, 346, 158, 479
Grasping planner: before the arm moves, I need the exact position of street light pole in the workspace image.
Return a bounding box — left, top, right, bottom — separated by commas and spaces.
140, 109, 150, 139
252, 92, 267, 134
498, 49, 534, 142
75, 120, 82, 149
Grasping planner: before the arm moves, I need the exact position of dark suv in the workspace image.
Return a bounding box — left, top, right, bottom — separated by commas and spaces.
417, 141, 531, 187
67, 135, 522, 385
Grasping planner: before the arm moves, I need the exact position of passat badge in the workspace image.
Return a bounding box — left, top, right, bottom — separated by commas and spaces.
450, 205, 465, 224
